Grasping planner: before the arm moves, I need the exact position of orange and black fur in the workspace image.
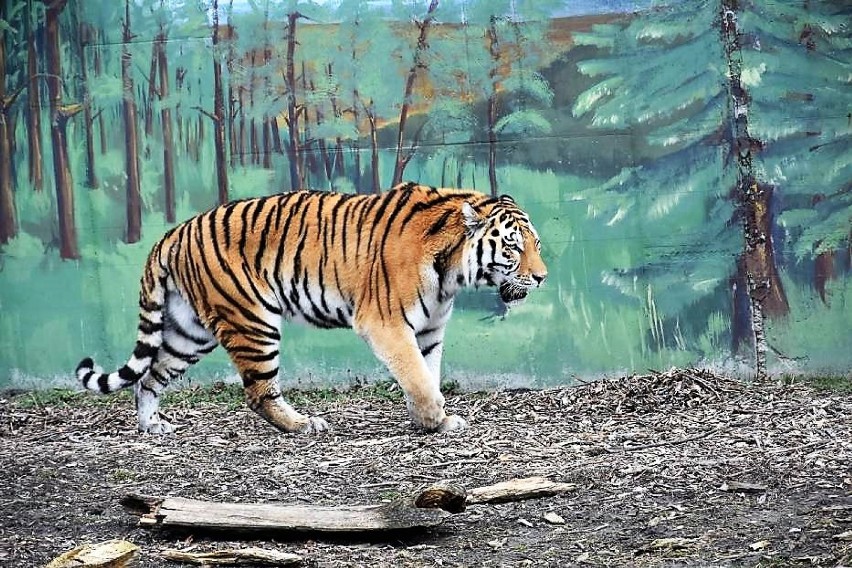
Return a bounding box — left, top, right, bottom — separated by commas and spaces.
77, 182, 547, 434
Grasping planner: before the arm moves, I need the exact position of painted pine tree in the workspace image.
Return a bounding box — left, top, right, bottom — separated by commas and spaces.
571, 0, 805, 372
742, 2, 851, 304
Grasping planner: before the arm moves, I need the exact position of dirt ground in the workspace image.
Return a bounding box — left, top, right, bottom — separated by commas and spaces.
1, 369, 850, 567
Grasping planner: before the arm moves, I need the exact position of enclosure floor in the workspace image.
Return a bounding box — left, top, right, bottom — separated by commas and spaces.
1, 370, 850, 567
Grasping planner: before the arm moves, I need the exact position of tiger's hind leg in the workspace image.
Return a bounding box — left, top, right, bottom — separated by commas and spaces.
135, 291, 218, 433
213, 318, 329, 434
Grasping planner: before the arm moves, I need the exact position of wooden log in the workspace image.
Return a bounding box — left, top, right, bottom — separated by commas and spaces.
122, 493, 451, 534
121, 477, 575, 537
45, 539, 138, 568
161, 547, 302, 566
413, 480, 467, 513
466, 476, 578, 505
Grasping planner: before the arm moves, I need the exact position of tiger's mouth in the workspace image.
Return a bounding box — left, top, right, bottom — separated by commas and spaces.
499, 281, 529, 306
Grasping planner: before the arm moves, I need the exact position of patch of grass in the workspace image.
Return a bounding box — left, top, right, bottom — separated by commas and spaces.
9, 388, 132, 409
283, 386, 349, 408
163, 382, 245, 410
162, 379, 405, 410
10, 389, 82, 408
8, 377, 428, 412
780, 375, 852, 393
110, 468, 136, 482
359, 379, 404, 402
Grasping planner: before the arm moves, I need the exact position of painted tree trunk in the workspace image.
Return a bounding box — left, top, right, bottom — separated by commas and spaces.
145, 38, 158, 138
300, 63, 318, 184
285, 12, 303, 191
262, 117, 271, 169
227, 0, 237, 170
720, 2, 789, 378
0, 111, 14, 242
261, 28, 271, 170
0, 114, 15, 245
812, 195, 836, 305
212, 0, 229, 204
5, 102, 15, 178
0, 21, 18, 244
366, 102, 380, 194
197, 115, 205, 150
93, 36, 106, 154
391, 0, 439, 187
175, 66, 186, 148
328, 64, 345, 182
157, 32, 176, 223
352, 88, 362, 193
122, 0, 142, 243
26, 19, 43, 192
249, 53, 258, 166
228, 81, 237, 169
45, 0, 80, 259
486, 16, 500, 197
270, 117, 282, 155
79, 22, 97, 189
814, 251, 834, 305
250, 118, 258, 165
309, 77, 333, 186
238, 101, 246, 167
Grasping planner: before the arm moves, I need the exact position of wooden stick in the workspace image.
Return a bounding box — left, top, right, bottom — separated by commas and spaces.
466, 476, 578, 505
161, 547, 302, 566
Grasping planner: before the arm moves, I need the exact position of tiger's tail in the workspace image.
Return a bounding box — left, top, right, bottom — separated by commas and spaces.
77, 243, 168, 394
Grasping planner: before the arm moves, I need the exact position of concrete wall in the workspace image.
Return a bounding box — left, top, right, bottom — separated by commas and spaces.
0, 0, 849, 389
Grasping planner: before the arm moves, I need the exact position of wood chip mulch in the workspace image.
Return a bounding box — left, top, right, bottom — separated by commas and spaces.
1, 368, 850, 567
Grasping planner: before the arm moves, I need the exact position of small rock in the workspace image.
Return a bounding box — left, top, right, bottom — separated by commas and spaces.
487, 538, 507, 550
543, 511, 565, 525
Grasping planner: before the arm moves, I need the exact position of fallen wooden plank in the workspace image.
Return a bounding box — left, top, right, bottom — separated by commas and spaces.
45, 539, 139, 568
122, 477, 574, 536
161, 547, 302, 566
466, 476, 578, 505
122, 493, 451, 534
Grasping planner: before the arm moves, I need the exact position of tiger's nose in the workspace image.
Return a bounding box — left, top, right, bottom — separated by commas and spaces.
532, 272, 547, 286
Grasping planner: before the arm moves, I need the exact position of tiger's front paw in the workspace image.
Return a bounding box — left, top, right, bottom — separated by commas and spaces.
407, 395, 450, 432
437, 414, 467, 433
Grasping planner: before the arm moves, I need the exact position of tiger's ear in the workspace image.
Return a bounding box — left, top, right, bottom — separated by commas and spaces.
462, 202, 484, 237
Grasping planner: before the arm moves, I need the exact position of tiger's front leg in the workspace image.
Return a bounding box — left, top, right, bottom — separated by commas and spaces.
361, 324, 466, 432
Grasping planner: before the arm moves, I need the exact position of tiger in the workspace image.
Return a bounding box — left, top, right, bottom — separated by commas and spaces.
76, 182, 547, 434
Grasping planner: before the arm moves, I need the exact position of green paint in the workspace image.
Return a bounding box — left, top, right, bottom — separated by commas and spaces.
0, 1, 849, 389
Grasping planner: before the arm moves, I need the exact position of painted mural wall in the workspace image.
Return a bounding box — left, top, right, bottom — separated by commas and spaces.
0, 0, 849, 390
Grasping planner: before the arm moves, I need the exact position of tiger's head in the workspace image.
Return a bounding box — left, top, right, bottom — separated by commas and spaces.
462, 195, 548, 307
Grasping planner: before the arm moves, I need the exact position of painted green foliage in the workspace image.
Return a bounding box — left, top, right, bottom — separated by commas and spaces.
0, 0, 848, 387
570, 0, 850, 370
